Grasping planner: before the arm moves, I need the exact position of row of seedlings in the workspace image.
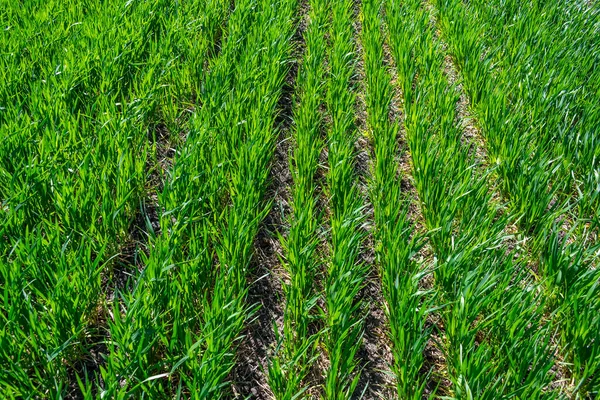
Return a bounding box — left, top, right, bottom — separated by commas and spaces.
461, 0, 600, 223
103, 0, 300, 397
361, 0, 433, 398
322, 0, 369, 398
386, 0, 557, 398
0, 0, 214, 396
434, 0, 600, 395
267, 0, 329, 397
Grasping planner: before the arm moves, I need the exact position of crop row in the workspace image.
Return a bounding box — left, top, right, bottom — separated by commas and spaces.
465, 0, 600, 224
269, 0, 374, 396
361, 0, 432, 398
0, 0, 228, 396
322, 0, 368, 397
435, 0, 600, 396
267, 0, 328, 397
386, 0, 559, 397
103, 0, 299, 397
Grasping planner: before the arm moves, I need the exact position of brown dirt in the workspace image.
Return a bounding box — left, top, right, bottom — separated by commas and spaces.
355, 274, 397, 400
230, 215, 288, 399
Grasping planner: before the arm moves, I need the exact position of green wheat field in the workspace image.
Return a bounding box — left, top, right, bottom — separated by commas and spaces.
1, 0, 599, 398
